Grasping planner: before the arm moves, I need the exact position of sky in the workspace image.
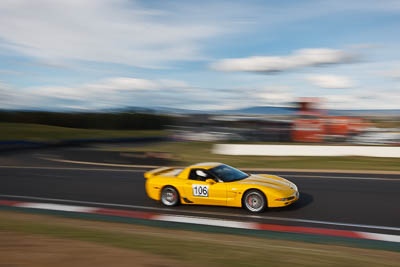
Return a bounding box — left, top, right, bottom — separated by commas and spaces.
0, 0, 400, 111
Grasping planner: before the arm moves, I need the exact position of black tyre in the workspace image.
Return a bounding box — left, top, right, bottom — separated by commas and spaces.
160, 186, 180, 206
243, 190, 267, 213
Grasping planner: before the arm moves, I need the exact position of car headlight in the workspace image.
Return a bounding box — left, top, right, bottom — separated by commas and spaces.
290, 183, 298, 191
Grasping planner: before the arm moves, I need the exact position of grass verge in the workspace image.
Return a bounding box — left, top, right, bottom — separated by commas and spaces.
98, 141, 400, 171
0, 210, 399, 267
0, 122, 166, 142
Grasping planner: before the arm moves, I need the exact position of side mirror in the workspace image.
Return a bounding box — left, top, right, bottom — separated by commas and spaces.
206, 179, 216, 184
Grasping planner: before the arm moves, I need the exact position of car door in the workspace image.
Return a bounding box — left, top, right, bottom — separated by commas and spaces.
183, 169, 226, 206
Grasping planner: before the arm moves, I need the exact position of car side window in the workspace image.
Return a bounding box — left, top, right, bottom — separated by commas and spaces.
189, 169, 210, 181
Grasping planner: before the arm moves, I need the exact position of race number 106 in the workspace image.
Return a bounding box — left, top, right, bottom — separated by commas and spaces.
192, 184, 209, 197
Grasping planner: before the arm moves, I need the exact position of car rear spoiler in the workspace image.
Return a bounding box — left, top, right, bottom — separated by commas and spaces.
144, 167, 176, 179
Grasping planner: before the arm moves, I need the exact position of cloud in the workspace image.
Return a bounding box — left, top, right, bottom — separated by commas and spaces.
0, 83, 12, 103
0, 77, 295, 111
0, 82, 42, 109
381, 69, 400, 80
0, 0, 398, 70
86, 77, 161, 92
30, 77, 188, 101
306, 74, 355, 89
210, 48, 358, 73
255, 88, 294, 105
0, 70, 22, 75
0, 0, 246, 68
0, 76, 209, 110
1, 77, 400, 111
323, 90, 400, 110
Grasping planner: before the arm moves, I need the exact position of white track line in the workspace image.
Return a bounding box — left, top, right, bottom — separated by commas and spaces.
38, 157, 160, 169
284, 174, 400, 181
0, 194, 167, 211
37, 156, 400, 177
250, 216, 400, 232
5, 198, 400, 244
16, 202, 97, 213
154, 214, 258, 229
1, 165, 399, 181
360, 232, 400, 243
1, 194, 399, 232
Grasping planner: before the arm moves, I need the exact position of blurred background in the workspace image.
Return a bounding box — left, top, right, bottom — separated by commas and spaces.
1, 1, 400, 266
0, 1, 399, 149
1, 97, 399, 144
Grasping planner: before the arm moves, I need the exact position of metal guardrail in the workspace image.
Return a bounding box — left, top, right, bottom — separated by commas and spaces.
213, 144, 400, 158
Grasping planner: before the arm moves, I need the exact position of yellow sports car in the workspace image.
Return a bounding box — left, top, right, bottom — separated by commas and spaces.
144, 162, 299, 213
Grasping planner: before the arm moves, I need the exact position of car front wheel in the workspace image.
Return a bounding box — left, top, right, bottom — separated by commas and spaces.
243, 190, 267, 213
160, 186, 180, 206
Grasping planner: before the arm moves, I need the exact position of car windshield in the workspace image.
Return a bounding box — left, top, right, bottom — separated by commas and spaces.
209, 164, 249, 182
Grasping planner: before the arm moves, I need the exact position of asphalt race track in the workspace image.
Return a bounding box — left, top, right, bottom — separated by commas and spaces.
1, 147, 400, 236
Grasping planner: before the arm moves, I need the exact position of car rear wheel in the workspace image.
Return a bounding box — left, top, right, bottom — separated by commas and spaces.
160, 186, 180, 206
243, 190, 267, 213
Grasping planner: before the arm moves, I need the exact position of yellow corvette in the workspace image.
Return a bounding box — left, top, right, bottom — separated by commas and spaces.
144, 162, 299, 213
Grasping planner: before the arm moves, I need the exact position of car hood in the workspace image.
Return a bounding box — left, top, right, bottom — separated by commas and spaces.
237, 174, 296, 191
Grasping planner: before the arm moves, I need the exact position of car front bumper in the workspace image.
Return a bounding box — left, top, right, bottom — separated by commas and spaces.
270, 191, 300, 207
